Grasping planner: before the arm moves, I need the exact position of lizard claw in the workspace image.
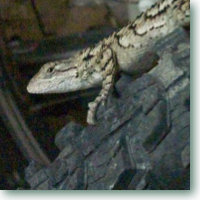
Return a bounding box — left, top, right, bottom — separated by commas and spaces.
87, 102, 98, 125
87, 117, 98, 125
87, 110, 98, 125
101, 98, 106, 107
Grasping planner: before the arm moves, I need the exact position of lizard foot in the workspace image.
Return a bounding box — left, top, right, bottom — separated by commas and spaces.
87, 101, 98, 125
87, 90, 110, 125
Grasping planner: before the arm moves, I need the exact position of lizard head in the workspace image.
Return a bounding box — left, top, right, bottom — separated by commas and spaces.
27, 49, 103, 94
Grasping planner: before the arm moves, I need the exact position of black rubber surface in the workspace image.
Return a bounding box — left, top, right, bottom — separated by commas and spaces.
25, 28, 190, 190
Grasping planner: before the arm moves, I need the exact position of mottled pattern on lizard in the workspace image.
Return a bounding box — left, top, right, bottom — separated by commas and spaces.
27, 0, 190, 125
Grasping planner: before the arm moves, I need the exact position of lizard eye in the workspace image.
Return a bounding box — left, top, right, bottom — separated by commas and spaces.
47, 67, 54, 73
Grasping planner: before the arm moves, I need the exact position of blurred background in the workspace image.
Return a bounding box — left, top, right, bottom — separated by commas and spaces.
0, 0, 159, 190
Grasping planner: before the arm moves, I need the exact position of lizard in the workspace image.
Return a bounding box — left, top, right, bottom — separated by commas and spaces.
27, 0, 190, 125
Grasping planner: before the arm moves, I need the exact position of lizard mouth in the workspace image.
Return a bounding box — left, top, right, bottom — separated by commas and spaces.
26, 77, 88, 94
27, 78, 51, 94
27, 80, 43, 94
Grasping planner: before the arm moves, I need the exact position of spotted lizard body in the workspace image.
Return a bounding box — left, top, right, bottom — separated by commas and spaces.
27, 0, 190, 125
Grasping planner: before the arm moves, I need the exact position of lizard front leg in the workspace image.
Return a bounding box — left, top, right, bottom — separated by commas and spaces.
87, 49, 117, 125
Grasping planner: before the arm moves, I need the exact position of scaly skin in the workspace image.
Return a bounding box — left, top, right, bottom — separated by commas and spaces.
27, 0, 190, 125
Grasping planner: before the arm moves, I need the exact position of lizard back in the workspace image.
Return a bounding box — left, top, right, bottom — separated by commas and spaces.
105, 0, 190, 74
